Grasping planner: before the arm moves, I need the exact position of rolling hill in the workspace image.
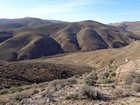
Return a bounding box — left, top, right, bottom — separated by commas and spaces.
0, 19, 140, 61
0, 33, 63, 61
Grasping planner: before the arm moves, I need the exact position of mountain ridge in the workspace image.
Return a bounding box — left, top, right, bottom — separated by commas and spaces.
0, 17, 62, 30
0, 18, 140, 61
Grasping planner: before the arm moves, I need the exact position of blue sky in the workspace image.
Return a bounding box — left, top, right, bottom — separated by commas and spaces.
0, 0, 140, 23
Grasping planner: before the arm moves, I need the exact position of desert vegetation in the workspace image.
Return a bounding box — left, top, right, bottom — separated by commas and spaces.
0, 18, 140, 105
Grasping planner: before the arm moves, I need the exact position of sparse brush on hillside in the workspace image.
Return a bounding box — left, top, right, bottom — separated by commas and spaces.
84, 72, 98, 86
84, 71, 114, 86
97, 71, 114, 84
0, 87, 24, 95
12, 89, 39, 101
49, 78, 77, 91
0, 61, 92, 88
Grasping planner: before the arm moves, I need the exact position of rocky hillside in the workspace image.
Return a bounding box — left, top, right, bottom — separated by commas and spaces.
0, 19, 140, 61
1, 56, 140, 105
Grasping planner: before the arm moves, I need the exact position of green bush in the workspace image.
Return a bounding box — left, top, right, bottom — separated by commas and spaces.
97, 71, 114, 84
85, 79, 96, 86
101, 78, 113, 84
84, 72, 97, 86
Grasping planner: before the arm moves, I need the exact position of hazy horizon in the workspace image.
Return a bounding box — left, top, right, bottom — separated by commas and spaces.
0, 0, 140, 23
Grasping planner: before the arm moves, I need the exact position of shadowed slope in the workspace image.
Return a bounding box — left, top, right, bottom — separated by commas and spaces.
0, 31, 13, 43
51, 29, 80, 52
77, 27, 108, 51
0, 33, 63, 61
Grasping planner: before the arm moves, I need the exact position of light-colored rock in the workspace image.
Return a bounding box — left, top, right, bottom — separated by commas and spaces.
116, 60, 140, 75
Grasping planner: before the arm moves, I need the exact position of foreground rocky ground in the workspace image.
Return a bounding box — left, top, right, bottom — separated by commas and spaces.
1, 60, 140, 105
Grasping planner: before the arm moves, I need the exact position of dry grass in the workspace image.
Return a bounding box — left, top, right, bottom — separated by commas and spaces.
48, 41, 140, 69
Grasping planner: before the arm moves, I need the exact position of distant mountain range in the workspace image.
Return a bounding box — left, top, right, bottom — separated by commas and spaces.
0, 17, 140, 61
0, 17, 62, 29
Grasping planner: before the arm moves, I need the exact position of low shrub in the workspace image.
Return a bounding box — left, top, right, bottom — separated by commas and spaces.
84, 72, 97, 86
13, 92, 27, 101
10, 87, 24, 93
49, 78, 77, 91
101, 78, 113, 84
85, 79, 96, 86
79, 85, 103, 100
98, 72, 110, 80
66, 84, 103, 100
12, 89, 38, 101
